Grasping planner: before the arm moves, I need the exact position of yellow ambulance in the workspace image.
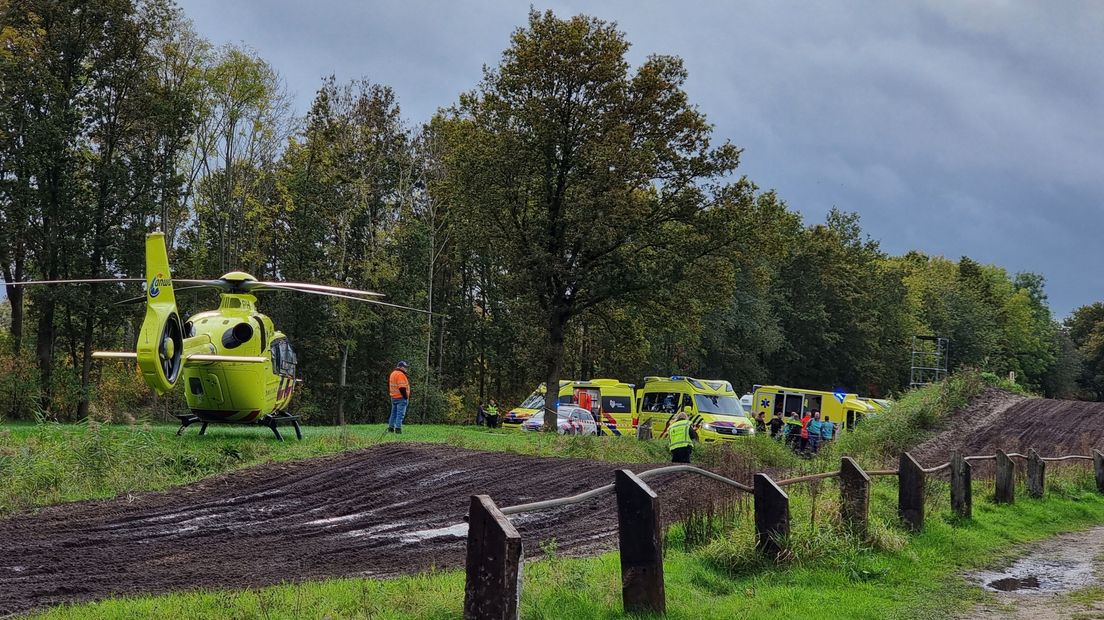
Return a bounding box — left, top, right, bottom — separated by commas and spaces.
637, 376, 755, 442
502, 381, 572, 430
503, 379, 638, 436
751, 385, 874, 431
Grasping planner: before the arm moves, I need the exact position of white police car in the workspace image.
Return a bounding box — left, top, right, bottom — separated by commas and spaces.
521, 405, 599, 435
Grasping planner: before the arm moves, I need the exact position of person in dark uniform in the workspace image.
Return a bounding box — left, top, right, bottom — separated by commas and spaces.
768, 412, 785, 438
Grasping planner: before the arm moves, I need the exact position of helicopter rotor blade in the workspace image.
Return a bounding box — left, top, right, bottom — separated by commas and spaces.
259, 284, 441, 315
4, 277, 146, 287
248, 281, 385, 297
172, 279, 233, 290
114, 285, 215, 306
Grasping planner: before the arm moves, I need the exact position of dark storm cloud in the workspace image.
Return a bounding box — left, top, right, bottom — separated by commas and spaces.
177, 0, 1104, 316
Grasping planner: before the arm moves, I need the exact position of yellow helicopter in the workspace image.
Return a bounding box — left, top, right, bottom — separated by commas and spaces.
10, 232, 429, 440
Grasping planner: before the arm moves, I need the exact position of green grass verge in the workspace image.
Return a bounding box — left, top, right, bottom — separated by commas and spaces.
0, 420, 685, 515
0, 418, 804, 516
30, 472, 1104, 619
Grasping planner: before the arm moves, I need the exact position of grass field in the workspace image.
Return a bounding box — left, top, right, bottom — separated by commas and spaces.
0, 420, 690, 515
28, 470, 1104, 619
8, 373, 1101, 619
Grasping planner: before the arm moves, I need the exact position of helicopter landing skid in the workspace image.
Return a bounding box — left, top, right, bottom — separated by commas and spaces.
175, 414, 207, 436
174, 412, 302, 441
260, 411, 303, 442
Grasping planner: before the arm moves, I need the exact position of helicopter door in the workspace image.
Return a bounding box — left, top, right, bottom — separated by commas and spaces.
203, 374, 224, 404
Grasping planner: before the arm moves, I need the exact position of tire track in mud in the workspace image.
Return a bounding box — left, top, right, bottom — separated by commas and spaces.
0, 443, 701, 616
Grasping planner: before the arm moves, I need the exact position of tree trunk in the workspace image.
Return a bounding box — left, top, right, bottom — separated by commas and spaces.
542, 308, 569, 432
8, 285, 23, 350
2, 256, 23, 350
77, 311, 95, 419
36, 300, 56, 413
337, 343, 347, 426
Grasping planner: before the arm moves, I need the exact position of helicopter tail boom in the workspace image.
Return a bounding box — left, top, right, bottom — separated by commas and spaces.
136, 232, 184, 396
92, 352, 138, 360
185, 354, 268, 364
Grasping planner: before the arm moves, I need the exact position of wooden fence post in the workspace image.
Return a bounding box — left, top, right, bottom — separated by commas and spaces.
995, 450, 1015, 504
898, 452, 925, 532
1094, 450, 1104, 493
839, 457, 870, 537
1027, 448, 1045, 499
950, 451, 972, 519
464, 495, 523, 620
754, 473, 790, 558
615, 469, 665, 615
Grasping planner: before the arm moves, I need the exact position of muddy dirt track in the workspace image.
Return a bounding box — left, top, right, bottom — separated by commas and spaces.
0, 443, 705, 616
912, 389, 1104, 465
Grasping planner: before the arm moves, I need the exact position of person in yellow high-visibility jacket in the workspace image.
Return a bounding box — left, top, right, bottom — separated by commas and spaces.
668, 408, 698, 463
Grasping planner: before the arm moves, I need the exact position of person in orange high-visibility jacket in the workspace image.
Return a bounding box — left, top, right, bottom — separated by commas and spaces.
388, 361, 411, 434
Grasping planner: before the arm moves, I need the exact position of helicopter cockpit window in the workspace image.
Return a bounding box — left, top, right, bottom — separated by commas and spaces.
271, 339, 297, 377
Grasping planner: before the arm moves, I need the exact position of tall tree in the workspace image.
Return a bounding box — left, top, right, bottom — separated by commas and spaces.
0, 0, 203, 416
441, 10, 743, 428
1067, 303, 1104, 400
181, 44, 290, 277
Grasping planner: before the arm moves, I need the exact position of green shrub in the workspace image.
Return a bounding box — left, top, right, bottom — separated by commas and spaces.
0, 346, 40, 421
830, 368, 988, 463
979, 370, 1032, 396
90, 364, 152, 423
416, 382, 455, 423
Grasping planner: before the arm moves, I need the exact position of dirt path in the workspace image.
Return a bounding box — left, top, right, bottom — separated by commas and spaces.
963, 526, 1104, 620
0, 443, 707, 616
912, 389, 1104, 465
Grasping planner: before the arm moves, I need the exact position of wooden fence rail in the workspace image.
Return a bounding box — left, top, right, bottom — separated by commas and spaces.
463, 448, 1102, 618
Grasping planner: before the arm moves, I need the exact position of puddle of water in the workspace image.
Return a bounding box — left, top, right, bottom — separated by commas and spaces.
973, 553, 1097, 594
399, 523, 468, 543
988, 576, 1041, 591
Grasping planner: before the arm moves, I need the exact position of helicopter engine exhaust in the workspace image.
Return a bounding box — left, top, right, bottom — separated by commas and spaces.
222, 322, 254, 349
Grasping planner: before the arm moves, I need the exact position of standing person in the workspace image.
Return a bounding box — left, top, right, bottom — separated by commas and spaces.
668, 408, 698, 463
807, 412, 823, 454
485, 400, 500, 429
756, 411, 767, 433
820, 416, 835, 445
476, 402, 487, 426
387, 361, 411, 434
784, 412, 801, 448
768, 412, 784, 439
799, 410, 812, 452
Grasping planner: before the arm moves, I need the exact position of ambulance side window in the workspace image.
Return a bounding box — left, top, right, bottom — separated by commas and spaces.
769, 393, 783, 416
602, 396, 632, 414
642, 392, 681, 413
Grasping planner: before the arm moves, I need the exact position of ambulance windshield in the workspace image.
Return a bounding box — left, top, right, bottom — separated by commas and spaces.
518, 391, 544, 409
695, 394, 746, 416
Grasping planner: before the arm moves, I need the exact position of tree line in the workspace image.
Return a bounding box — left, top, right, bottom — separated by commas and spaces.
1, 4, 1100, 422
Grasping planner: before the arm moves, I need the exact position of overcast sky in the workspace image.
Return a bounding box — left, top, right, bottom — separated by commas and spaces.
175, 0, 1103, 317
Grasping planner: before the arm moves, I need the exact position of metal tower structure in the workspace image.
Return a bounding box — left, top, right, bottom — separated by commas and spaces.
910, 335, 949, 388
